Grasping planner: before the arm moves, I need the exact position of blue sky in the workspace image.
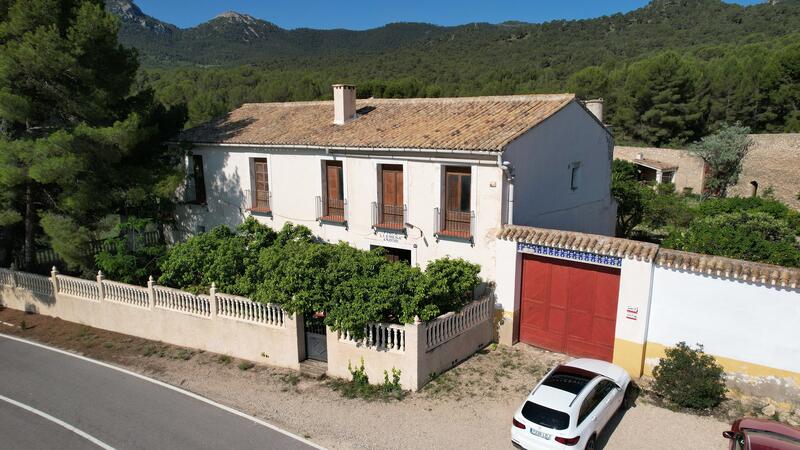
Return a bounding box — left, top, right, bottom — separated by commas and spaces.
136, 0, 764, 30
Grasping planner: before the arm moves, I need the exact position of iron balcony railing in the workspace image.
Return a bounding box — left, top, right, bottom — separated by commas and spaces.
434, 207, 475, 241
244, 189, 272, 214
316, 196, 348, 224
371, 202, 407, 231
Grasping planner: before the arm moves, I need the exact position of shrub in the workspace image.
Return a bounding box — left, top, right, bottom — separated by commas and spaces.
652, 342, 726, 409
330, 359, 405, 401
237, 361, 255, 371
663, 211, 800, 267
95, 218, 166, 285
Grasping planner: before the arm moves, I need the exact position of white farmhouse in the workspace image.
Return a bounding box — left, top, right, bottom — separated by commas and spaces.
173, 85, 615, 280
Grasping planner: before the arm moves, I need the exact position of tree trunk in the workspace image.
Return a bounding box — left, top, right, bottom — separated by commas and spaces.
23, 183, 34, 269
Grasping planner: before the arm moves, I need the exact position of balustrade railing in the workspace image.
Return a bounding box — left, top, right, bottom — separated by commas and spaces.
426, 296, 493, 351
339, 322, 406, 352
153, 285, 210, 317
103, 280, 149, 308
434, 207, 475, 240
57, 274, 100, 300
371, 202, 407, 231
316, 196, 347, 223
14, 271, 53, 296
216, 292, 284, 327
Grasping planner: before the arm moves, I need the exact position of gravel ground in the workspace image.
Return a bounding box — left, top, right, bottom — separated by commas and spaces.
0, 308, 730, 449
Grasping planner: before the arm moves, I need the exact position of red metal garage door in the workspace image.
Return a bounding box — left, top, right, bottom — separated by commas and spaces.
518, 254, 620, 361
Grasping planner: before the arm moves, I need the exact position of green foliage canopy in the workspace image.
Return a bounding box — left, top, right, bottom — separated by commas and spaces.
158, 220, 482, 333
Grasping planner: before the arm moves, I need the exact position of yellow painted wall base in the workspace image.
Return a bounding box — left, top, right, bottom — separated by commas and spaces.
643, 341, 800, 386
612, 338, 646, 378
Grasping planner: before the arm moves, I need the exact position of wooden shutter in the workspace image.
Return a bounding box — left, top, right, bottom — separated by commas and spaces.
192, 155, 206, 204
381, 165, 403, 206
443, 166, 471, 236
253, 158, 269, 210
380, 165, 403, 227
445, 166, 470, 212
325, 161, 344, 219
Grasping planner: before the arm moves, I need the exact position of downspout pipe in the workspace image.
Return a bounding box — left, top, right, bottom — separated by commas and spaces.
498, 154, 515, 225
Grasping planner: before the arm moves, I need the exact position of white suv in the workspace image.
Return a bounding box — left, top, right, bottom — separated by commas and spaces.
511, 358, 635, 450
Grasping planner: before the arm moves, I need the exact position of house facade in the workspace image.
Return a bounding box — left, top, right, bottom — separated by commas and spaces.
172, 85, 616, 280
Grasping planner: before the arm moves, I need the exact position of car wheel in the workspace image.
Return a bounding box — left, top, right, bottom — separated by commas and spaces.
585, 435, 596, 450
623, 383, 637, 409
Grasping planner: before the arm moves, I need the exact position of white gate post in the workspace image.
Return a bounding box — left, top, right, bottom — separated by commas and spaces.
209, 282, 217, 319
147, 276, 155, 310
50, 266, 59, 296
96, 270, 105, 301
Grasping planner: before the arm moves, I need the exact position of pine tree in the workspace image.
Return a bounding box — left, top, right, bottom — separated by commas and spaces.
0, 0, 185, 269
614, 51, 708, 147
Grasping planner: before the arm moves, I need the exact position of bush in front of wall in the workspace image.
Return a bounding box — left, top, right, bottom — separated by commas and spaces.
652, 342, 726, 409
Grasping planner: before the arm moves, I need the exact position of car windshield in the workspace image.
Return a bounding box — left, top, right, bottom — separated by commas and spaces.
521, 401, 570, 430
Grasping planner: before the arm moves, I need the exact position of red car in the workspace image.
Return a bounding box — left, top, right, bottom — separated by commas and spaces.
723, 418, 800, 450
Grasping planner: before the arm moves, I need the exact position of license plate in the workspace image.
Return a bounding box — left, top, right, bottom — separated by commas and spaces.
529, 428, 551, 440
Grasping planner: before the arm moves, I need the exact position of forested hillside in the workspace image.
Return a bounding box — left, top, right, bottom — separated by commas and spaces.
111, 0, 800, 146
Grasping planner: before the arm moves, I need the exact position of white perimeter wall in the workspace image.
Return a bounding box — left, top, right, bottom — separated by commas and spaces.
648, 266, 800, 374
0, 286, 304, 370
503, 102, 615, 236
173, 148, 504, 280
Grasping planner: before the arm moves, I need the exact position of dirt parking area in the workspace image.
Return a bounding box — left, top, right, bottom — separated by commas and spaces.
0, 308, 730, 449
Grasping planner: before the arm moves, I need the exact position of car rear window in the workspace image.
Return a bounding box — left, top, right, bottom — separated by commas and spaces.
521, 401, 570, 430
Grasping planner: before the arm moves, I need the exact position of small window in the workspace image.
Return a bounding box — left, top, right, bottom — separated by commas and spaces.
441, 166, 472, 238
569, 162, 581, 191
251, 158, 270, 212
323, 160, 345, 221
191, 155, 206, 204
521, 401, 570, 430
661, 171, 674, 184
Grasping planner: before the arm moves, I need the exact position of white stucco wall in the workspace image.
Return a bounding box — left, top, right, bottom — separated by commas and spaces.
173, 147, 505, 280
0, 285, 304, 370
502, 102, 615, 236
647, 266, 800, 374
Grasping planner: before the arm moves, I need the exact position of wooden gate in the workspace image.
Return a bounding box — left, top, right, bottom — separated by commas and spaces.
518, 254, 620, 361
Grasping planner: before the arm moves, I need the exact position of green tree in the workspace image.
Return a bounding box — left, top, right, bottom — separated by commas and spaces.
615, 52, 707, 146
611, 159, 652, 237
663, 210, 800, 267
0, 0, 185, 270
687, 123, 753, 197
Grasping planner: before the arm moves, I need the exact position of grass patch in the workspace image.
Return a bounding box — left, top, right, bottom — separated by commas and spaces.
281, 373, 300, 386
238, 361, 255, 371
217, 355, 232, 364
328, 359, 406, 402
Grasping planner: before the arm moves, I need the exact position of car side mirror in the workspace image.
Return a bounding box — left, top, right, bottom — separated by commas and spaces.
723, 431, 740, 440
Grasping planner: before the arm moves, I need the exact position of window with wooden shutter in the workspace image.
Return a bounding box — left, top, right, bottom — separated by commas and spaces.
251, 158, 270, 212
192, 155, 206, 204
378, 164, 404, 229
442, 166, 472, 238
324, 161, 345, 221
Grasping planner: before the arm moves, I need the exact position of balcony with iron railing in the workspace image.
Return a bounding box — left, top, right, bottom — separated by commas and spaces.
371, 202, 407, 232
244, 189, 272, 215
434, 207, 475, 241
316, 196, 348, 224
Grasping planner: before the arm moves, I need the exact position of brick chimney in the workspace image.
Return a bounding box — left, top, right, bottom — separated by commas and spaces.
333, 84, 357, 125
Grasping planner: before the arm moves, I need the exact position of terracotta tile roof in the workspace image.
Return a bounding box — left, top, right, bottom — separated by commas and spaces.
655, 248, 800, 289
498, 225, 799, 288
497, 225, 660, 262
177, 94, 576, 152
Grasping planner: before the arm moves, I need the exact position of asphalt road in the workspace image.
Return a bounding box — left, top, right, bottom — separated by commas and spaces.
0, 334, 319, 450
